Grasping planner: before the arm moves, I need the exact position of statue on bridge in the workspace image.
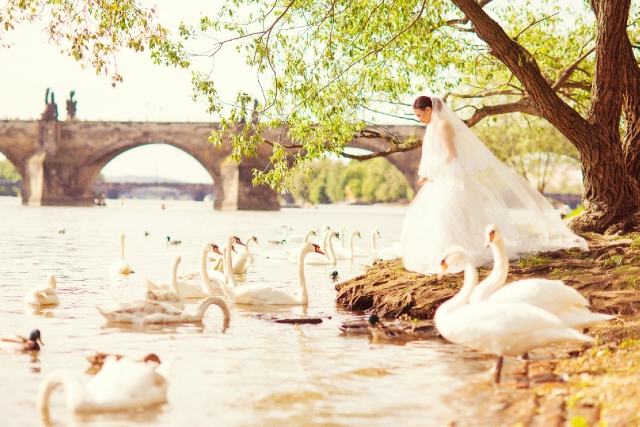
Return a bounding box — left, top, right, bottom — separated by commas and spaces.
41, 88, 58, 121
66, 91, 77, 120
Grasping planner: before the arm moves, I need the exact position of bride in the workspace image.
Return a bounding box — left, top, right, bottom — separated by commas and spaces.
401, 96, 587, 274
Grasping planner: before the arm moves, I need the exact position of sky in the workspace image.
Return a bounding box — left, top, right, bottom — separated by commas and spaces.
0, 1, 271, 184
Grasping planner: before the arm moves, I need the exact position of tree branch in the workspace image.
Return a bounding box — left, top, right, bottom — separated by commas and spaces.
462, 97, 541, 127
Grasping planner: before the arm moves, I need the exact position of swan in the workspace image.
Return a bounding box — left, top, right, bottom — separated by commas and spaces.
339, 226, 347, 248
304, 231, 339, 266
25, 275, 60, 306
96, 294, 231, 325
166, 236, 181, 245
0, 329, 43, 351
145, 254, 211, 301
435, 246, 594, 383
221, 237, 324, 305
268, 225, 289, 245
334, 230, 366, 260
320, 225, 331, 254
37, 355, 168, 417
109, 233, 134, 275
471, 224, 614, 329
370, 229, 402, 260
231, 235, 258, 274
177, 243, 226, 294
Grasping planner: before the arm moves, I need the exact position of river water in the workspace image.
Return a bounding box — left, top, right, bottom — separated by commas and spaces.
0, 197, 499, 427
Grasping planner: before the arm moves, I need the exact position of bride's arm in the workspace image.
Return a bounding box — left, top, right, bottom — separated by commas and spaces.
438, 121, 457, 164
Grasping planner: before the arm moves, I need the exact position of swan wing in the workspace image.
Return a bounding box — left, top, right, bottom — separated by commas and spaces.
147, 290, 185, 310
555, 308, 616, 329
96, 300, 182, 323
489, 279, 589, 314
25, 285, 60, 305
175, 282, 208, 299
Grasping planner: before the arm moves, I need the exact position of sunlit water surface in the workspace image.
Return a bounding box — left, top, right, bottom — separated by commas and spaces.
0, 198, 500, 427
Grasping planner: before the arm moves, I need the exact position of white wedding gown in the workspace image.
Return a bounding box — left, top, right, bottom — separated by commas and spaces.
401, 98, 588, 274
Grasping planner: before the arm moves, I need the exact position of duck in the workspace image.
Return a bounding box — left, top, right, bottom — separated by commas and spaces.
109, 233, 134, 275
166, 236, 181, 245
339, 315, 378, 335
220, 237, 324, 305
144, 231, 150, 237
435, 246, 594, 383
37, 355, 169, 417
58, 229, 65, 234
0, 329, 43, 351
96, 293, 230, 326
176, 243, 226, 294
471, 224, 614, 329
268, 225, 289, 245
304, 231, 339, 266
145, 254, 211, 301
329, 270, 340, 281
25, 275, 60, 306
85, 352, 161, 375
367, 315, 438, 342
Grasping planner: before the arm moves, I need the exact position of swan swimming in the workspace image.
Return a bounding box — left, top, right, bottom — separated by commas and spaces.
25, 275, 60, 306
221, 237, 324, 305
435, 246, 594, 383
109, 233, 134, 275
96, 294, 231, 325
37, 355, 169, 417
304, 231, 339, 266
471, 225, 614, 329
144, 255, 185, 309
177, 243, 226, 294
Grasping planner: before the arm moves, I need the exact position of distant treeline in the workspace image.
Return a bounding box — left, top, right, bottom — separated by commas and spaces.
291, 158, 414, 204
0, 159, 21, 196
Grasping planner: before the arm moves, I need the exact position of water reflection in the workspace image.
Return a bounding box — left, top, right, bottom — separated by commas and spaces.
40, 405, 165, 427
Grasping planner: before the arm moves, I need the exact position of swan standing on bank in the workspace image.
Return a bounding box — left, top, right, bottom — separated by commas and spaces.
96, 293, 230, 325
25, 275, 60, 306
109, 233, 134, 275
221, 237, 324, 305
435, 247, 594, 383
472, 225, 614, 329
37, 356, 169, 417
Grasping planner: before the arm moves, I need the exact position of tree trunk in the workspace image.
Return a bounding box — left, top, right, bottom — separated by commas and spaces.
451, 0, 640, 234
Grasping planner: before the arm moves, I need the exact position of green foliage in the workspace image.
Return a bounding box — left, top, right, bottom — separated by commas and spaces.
518, 255, 551, 268
149, 0, 622, 190
292, 158, 414, 204
0, 0, 188, 86
0, 158, 21, 196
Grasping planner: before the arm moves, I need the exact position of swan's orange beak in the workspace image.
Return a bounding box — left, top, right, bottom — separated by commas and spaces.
212, 245, 223, 256
314, 244, 325, 255
485, 230, 495, 248
235, 237, 245, 246
437, 260, 448, 281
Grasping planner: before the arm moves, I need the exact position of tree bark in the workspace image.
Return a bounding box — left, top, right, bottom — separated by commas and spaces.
451, 0, 640, 234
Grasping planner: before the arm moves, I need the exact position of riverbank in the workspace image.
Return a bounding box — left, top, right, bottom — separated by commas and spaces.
335, 233, 640, 425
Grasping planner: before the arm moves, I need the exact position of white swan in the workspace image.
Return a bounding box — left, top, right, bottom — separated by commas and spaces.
96, 294, 231, 325
221, 237, 324, 305
145, 255, 211, 300
285, 230, 319, 258
178, 243, 226, 294
471, 224, 614, 329
37, 356, 168, 417
268, 225, 289, 245
231, 235, 258, 274
435, 247, 594, 383
109, 233, 134, 275
144, 255, 185, 309
334, 230, 366, 260
370, 229, 402, 260
288, 228, 318, 244
25, 275, 60, 306
339, 225, 347, 248
305, 231, 339, 266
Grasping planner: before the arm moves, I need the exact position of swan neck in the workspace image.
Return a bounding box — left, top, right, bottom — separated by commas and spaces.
328, 236, 336, 265
170, 260, 179, 294
200, 247, 213, 293
372, 232, 377, 251
296, 250, 309, 304
226, 240, 238, 288
194, 297, 231, 325
303, 230, 312, 243
471, 240, 509, 302
340, 228, 346, 248
349, 232, 356, 259
37, 370, 83, 414
119, 234, 125, 261
435, 260, 478, 322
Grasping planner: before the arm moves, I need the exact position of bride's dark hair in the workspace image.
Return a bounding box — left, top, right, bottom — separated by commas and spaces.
413, 96, 432, 111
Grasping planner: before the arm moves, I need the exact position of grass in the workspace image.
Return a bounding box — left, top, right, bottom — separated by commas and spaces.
518, 255, 551, 268
601, 254, 625, 269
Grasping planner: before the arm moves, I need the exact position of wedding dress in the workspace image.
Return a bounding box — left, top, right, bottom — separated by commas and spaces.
401, 98, 588, 274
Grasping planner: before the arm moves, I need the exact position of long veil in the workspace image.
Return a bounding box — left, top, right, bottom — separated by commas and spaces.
403, 97, 587, 273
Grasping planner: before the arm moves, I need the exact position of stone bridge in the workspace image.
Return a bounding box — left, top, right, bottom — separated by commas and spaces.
94, 181, 215, 201
0, 120, 423, 210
